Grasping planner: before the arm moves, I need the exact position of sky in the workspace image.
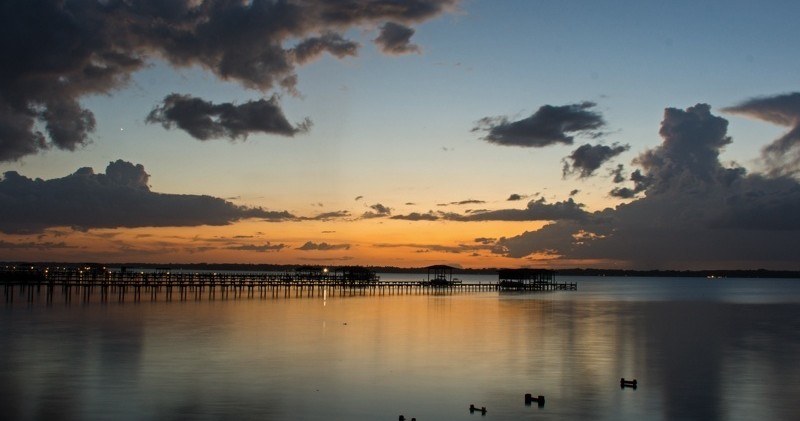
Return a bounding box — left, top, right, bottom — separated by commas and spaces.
1, 0, 800, 270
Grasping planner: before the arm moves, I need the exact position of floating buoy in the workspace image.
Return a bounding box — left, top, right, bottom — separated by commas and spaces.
469, 404, 487, 414
620, 378, 638, 389
525, 393, 545, 407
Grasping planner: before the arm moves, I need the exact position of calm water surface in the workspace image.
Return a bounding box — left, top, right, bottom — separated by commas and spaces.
2, 276, 799, 420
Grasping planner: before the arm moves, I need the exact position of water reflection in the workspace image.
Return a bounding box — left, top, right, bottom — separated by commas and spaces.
2, 285, 799, 420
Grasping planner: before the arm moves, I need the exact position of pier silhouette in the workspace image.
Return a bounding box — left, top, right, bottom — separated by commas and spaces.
2, 265, 576, 304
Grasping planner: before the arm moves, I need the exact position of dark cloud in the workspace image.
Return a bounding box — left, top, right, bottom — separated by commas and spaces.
507, 193, 524, 201
562, 143, 630, 178
495, 103, 800, 269
375, 242, 487, 254
291, 32, 360, 64
610, 164, 626, 183
297, 241, 351, 251
390, 211, 439, 221
361, 203, 392, 219
0, 160, 295, 234
227, 243, 287, 252
391, 198, 586, 222
354, 195, 364, 201
0, 0, 458, 160
474, 237, 496, 245
146, 94, 311, 140
374, 22, 420, 54
609, 169, 649, 198
0, 240, 75, 250
449, 198, 587, 222
437, 199, 486, 207
723, 92, 800, 177
569, 189, 579, 196
473, 102, 606, 147
307, 210, 351, 221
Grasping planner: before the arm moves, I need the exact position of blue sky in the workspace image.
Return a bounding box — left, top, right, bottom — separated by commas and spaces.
1, 0, 799, 269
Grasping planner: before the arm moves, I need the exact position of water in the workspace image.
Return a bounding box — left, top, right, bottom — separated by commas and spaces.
2, 276, 799, 420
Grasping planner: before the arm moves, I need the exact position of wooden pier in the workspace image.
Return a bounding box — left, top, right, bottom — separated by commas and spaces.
1, 265, 576, 304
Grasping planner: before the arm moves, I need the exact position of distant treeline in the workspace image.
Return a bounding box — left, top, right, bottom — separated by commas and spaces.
4, 262, 799, 279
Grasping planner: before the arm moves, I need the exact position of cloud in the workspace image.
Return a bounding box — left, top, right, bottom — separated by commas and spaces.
0, 0, 458, 160
374, 22, 420, 54
609, 169, 649, 198
562, 143, 630, 178
723, 92, 800, 177
227, 243, 287, 252
291, 32, 360, 64
473, 102, 606, 147
0, 240, 75, 250
307, 210, 351, 221
437, 199, 486, 207
146, 94, 312, 140
361, 203, 392, 219
610, 164, 626, 183
0, 160, 295, 234
391, 198, 586, 222
495, 103, 800, 269
391, 211, 439, 221
507, 194, 525, 201
296, 241, 351, 251
375, 242, 488, 254
449, 198, 587, 221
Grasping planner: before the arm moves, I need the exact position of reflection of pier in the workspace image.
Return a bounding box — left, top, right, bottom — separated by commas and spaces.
1, 265, 576, 304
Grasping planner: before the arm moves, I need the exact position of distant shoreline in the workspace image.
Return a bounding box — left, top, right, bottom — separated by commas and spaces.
3, 262, 799, 279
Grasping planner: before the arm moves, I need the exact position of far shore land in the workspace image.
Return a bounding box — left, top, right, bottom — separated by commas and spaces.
3, 262, 799, 279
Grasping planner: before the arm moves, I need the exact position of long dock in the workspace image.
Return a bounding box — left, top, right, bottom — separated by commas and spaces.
1, 267, 577, 304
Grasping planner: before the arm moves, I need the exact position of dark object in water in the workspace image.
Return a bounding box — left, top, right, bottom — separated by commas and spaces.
469, 404, 487, 414
525, 393, 545, 407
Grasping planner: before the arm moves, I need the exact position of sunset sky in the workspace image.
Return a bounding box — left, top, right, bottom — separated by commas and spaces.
2, 0, 799, 270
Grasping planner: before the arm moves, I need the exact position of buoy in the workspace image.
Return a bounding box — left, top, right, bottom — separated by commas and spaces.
525, 393, 545, 407
620, 378, 638, 389
469, 404, 487, 414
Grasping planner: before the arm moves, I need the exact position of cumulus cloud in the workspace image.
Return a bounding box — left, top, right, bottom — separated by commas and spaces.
291, 32, 360, 64
610, 164, 626, 183
374, 22, 421, 54
375, 242, 487, 254
562, 143, 630, 178
361, 203, 392, 219
0, 0, 458, 160
306, 210, 351, 221
391, 198, 586, 222
473, 102, 605, 147
146, 94, 311, 140
227, 243, 287, 252
0, 160, 295, 234
437, 199, 486, 207
723, 92, 800, 177
297, 241, 351, 251
495, 103, 800, 269
449, 198, 587, 221
0, 240, 75, 250
507, 193, 525, 201
391, 211, 439, 221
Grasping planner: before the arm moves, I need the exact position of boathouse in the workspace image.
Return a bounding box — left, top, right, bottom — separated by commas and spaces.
423, 265, 457, 287
498, 268, 556, 290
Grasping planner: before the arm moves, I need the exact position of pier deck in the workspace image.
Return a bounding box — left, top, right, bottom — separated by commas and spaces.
1, 267, 577, 303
